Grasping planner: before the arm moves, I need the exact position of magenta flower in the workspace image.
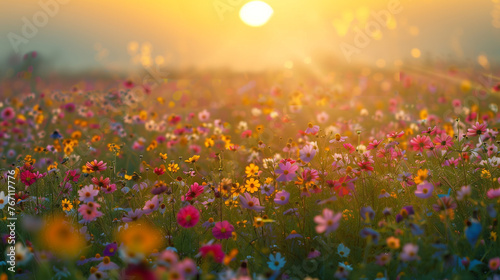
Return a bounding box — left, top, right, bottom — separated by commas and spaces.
314, 208, 341, 234
185, 182, 205, 201
414, 182, 434, 199
212, 221, 234, 239
487, 188, 500, 199
177, 205, 200, 228
275, 162, 299, 182
0, 107, 15, 121
367, 139, 382, 150
199, 244, 224, 263
20, 170, 37, 186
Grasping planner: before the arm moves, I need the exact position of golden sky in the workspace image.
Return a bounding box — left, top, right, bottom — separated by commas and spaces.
1, 0, 499, 71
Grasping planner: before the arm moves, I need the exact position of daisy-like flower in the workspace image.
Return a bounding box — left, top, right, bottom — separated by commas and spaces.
0, 191, 8, 209
314, 208, 341, 234
337, 243, 350, 258
413, 169, 428, 185
267, 252, 286, 271
122, 209, 144, 223
487, 188, 500, 199
78, 185, 99, 203
329, 133, 348, 143
367, 139, 382, 150
20, 170, 37, 186
400, 243, 419, 262
96, 256, 119, 271
489, 257, 500, 271
185, 182, 204, 201
199, 243, 224, 263
304, 123, 319, 135
1, 107, 15, 121
86, 160, 107, 172
143, 195, 161, 215
467, 122, 487, 137
177, 205, 200, 228
78, 202, 103, 222
274, 190, 290, 205
91, 177, 110, 189
415, 182, 434, 199
434, 134, 453, 150
239, 193, 264, 211
61, 199, 73, 212
212, 221, 234, 239
409, 135, 432, 152
245, 178, 260, 193
245, 163, 259, 177
275, 161, 299, 182
300, 144, 317, 163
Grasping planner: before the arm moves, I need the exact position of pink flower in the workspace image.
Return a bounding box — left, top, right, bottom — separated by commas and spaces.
78, 185, 99, 203
185, 183, 204, 201
343, 143, 355, 154
299, 144, 316, 163
489, 257, 500, 271
143, 195, 161, 215
78, 202, 103, 222
274, 190, 290, 205
1, 107, 15, 121
314, 208, 341, 234
239, 193, 264, 211
367, 139, 382, 150
467, 122, 487, 137
86, 160, 107, 172
487, 188, 500, 199
409, 135, 432, 152
386, 131, 405, 138
414, 182, 434, 199
102, 184, 117, 194
122, 209, 144, 223
20, 170, 37, 186
400, 243, 419, 262
199, 244, 224, 263
198, 110, 210, 122
275, 162, 299, 182
212, 221, 234, 239
91, 176, 110, 188
64, 169, 80, 183
434, 134, 453, 150
177, 205, 200, 228
357, 160, 374, 172
304, 124, 319, 135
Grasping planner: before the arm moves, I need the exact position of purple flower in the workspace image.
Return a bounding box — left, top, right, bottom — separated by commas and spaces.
415, 182, 434, 199
360, 228, 380, 244
275, 162, 299, 182
274, 190, 290, 205
360, 206, 375, 221
103, 243, 118, 257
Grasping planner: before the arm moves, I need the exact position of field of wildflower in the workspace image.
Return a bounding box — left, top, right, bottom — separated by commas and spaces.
2, 54, 500, 280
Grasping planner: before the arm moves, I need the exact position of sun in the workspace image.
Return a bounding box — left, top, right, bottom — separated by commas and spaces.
239, 1, 274, 27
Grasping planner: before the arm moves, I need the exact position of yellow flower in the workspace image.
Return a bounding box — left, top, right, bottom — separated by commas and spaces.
61, 199, 73, 212
185, 155, 200, 163
253, 216, 264, 228
414, 169, 428, 184
204, 138, 214, 148
168, 163, 179, 173
245, 163, 259, 177
245, 178, 260, 193
117, 222, 163, 254
386, 236, 400, 249
481, 169, 491, 179
159, 153, 168, 160
264, 177, 273, 184
40, 215, 85, 258
491, 231, 497, 242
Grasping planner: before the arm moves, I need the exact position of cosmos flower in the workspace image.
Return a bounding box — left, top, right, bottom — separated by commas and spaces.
467, 122, 487, 137
337, 243, 350, 258
199, 243, 224, 263
78, 185, 99, 203
20, 170, 37, 186
212, 221, 234, 239
177, 205, 200, 228
239, 193, 264, 211
414, 182, 434, 199
267, 252, 286, 271
86, 160, 107, 172
410, 135, 432, 152
314, 208, 341, 234
275, 161, 299, 182
78, 202, 103, 222
274, 190, 290, 205
400, 243, 419, 262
